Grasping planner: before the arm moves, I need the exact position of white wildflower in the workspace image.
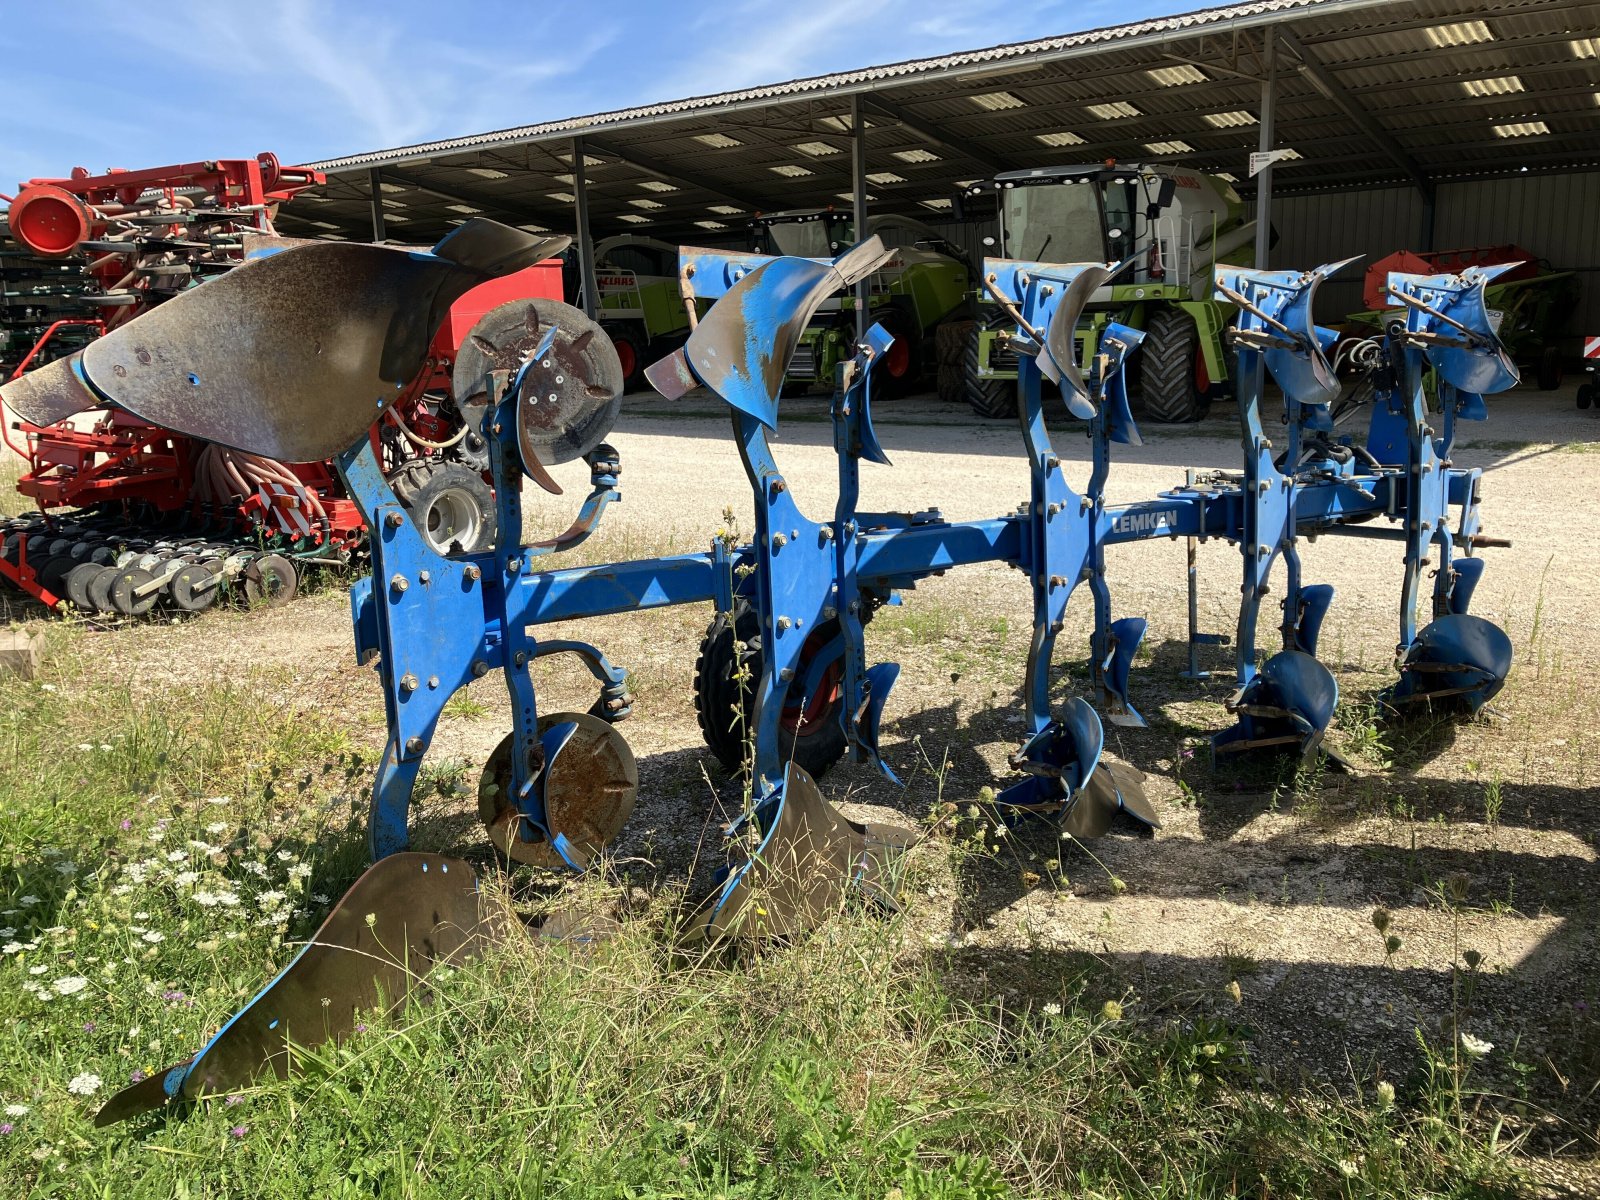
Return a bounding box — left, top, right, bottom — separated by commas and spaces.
174, 871, 198, 887
0, 928, 14, 938
242, 862, 268, 879
110, 884, 132, 897
43, 926, 66, 936
39, 683, 56, 692
205, 822, 228, 835
288, 863, 313, 881
215, 892, 240, 907
165, 850, 187, 863
66, 1073, 101, 1097
75, 743, 93, 752
53, 862, 77, 876
1043, 1002, 1062, 1016
29, 965, 48, 975
1460, 1033, 1493, 1057
1, 943, 22, 955
276, 851, 294, 862
4, 1103, 28, 1116
52, 976, 88, 996
256, 891, 286, 910
98, 744, 112, 752
19, 896, 39, 906
141, 931, 164, 944
133, 913, 149, 920
204, 796, 231, 806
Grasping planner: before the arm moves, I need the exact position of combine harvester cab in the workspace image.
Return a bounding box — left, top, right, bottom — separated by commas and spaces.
961, 162, 1253, 422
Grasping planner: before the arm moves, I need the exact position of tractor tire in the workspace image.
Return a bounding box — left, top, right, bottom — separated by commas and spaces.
1577, 383, 1594, 410
1138, 307, 1209, 424
693, 599, 853, 780
870, 307, 921, 400
936, 320, 974, 367
963, 323, 1018, 420
936, 362, 966, 406
387, 459, 497, 555
604, 324, 645, 393
1536, 345, 1564, 391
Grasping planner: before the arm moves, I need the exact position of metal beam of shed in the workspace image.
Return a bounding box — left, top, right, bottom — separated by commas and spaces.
377, 169, 564, 231
1278, 26, 1433, 203
367, 169, 386, 243
851, 95, 869, 341
862, 95, 1007, 174
572, 138, 599, 319
582, 137, 772, 214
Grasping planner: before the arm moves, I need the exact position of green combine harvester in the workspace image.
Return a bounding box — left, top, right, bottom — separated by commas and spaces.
588, 235, 695, 390
958, 162, 1258, 422
751, 209, 971, 396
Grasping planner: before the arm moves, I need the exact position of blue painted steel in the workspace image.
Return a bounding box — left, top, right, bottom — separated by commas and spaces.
333, 235, 1521, 868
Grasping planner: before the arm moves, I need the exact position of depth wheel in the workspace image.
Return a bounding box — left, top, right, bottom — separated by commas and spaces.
387, 460, 497, 555
693, 598, 856, 780
477, 713, 638, 869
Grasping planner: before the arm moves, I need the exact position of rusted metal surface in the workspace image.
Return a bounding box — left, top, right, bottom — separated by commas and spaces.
95, 852, 497, 1126
0, 353, 101, 426
75, 220, 564, 463
683, 762, 915, 942
477, 712, 637, 869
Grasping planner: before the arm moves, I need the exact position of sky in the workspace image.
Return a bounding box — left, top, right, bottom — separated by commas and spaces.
1, 0, 1199, 187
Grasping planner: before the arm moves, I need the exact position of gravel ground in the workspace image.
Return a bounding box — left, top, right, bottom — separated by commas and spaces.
12, 378, 1600, 1180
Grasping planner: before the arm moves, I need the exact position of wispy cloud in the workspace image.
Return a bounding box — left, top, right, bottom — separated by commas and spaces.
0, 0, 1187, 181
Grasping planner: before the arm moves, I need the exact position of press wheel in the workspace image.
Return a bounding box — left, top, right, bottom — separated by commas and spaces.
109, 567, 160, 617
243, 553, 297, 607
477, 712, 638, 869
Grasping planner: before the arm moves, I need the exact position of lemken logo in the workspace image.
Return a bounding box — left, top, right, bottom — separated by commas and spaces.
1113, 508, 1178, 535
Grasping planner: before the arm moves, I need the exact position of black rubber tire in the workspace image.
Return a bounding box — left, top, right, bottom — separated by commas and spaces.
936, 362, 966, 405
1138, 307, 1209, 424
1577, 383, 1594, 411
109, 567, 160, 617
870, 307, 921, 400
36, 555, 76, 597
936, 320, 974, 367
387, 460, 497, 555
169, 561, 221, 612
603, 324, 645, 393
64, 562, 103, 611
963, 322, 1018, 419
693, 599, 851, 780
1536, 345, 1564, 391
85, 565, 120, 613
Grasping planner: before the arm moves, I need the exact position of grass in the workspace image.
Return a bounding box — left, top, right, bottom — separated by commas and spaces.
0, 636, 1543, 1198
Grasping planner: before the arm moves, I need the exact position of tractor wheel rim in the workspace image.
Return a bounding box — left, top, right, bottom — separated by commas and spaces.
420, 487, 483, 554
884, 337, 911, 378
613, 338, 636, 377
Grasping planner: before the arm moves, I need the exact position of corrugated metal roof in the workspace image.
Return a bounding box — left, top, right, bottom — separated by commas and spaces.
280, 0, 1600, 246
305, 0, 1378, 171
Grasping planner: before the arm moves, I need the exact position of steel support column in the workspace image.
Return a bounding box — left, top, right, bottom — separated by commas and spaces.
851, 94, 869, 341
572, 138, 599, 319
368, 168, 386, 243
1253, 34, 1275, 272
